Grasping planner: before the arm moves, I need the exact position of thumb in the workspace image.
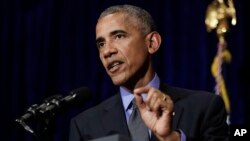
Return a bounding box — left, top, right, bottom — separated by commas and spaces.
134, 93, 146, 111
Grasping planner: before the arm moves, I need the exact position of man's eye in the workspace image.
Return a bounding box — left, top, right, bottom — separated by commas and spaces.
115, 34, 125, 39
97, 42, 105, 49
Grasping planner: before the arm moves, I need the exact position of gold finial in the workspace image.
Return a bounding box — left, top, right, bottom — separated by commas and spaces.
205, 0, 236, 43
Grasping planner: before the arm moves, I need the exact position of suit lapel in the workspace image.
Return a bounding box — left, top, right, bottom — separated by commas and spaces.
160, 83, 184, 130
101, 94, 130, 137
172, 104, 183, 129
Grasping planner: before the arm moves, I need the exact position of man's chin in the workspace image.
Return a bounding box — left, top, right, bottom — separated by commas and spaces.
111, 79, 124, 86
111, 77, 126, 86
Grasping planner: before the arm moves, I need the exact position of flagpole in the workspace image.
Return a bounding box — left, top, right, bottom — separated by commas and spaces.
205, 0, 237, 121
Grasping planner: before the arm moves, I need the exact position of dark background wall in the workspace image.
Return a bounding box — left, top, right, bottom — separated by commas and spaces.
1, 0, 249, 141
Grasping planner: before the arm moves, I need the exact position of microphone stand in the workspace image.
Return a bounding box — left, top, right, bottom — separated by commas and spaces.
35, 112, 56, 141
16, 87, 92, 141
15, 95, 61, 141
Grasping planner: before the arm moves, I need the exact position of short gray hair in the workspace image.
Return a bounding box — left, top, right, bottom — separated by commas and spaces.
98, 4, 157, 35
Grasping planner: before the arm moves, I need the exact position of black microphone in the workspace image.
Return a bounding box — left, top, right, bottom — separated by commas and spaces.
41, 87, 92, 115
15, 87, 92, 126
61, 86, 92, 107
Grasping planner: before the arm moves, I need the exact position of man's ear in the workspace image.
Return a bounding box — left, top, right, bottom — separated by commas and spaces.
146, 31, 162, 54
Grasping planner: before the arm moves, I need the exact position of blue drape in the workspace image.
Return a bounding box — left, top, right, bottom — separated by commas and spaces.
1, 0, 249, 141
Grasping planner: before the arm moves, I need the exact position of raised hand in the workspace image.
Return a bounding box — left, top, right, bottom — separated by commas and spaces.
133, 86, 180, 141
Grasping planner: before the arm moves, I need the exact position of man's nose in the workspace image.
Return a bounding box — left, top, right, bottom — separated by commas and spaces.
103, 43, 118, 58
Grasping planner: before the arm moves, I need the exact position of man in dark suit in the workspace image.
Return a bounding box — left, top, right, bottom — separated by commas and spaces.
69, 4, 229, 141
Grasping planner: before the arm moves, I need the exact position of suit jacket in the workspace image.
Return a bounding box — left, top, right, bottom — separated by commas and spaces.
69, 84, 229, 141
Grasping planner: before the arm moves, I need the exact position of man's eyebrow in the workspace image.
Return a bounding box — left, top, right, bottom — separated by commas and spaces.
110, 30, 127, 36
96, 30, 128, 43
96, 37, 104, 44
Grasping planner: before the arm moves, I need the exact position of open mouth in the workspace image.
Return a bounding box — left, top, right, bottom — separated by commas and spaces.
107, 61, 123, 72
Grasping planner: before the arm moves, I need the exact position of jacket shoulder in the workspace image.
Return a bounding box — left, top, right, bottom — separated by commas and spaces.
72, 94, 120, 121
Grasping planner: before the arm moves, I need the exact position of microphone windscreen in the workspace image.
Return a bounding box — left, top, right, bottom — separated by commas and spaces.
65, 87, 92, 107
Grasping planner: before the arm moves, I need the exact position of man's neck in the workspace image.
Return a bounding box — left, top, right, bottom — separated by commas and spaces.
122, 71, 156, 92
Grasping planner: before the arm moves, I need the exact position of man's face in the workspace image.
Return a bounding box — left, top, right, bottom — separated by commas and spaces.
96, 13, 150, 86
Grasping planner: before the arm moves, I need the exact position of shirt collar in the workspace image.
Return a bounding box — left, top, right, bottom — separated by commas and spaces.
120, 73, 160, 111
